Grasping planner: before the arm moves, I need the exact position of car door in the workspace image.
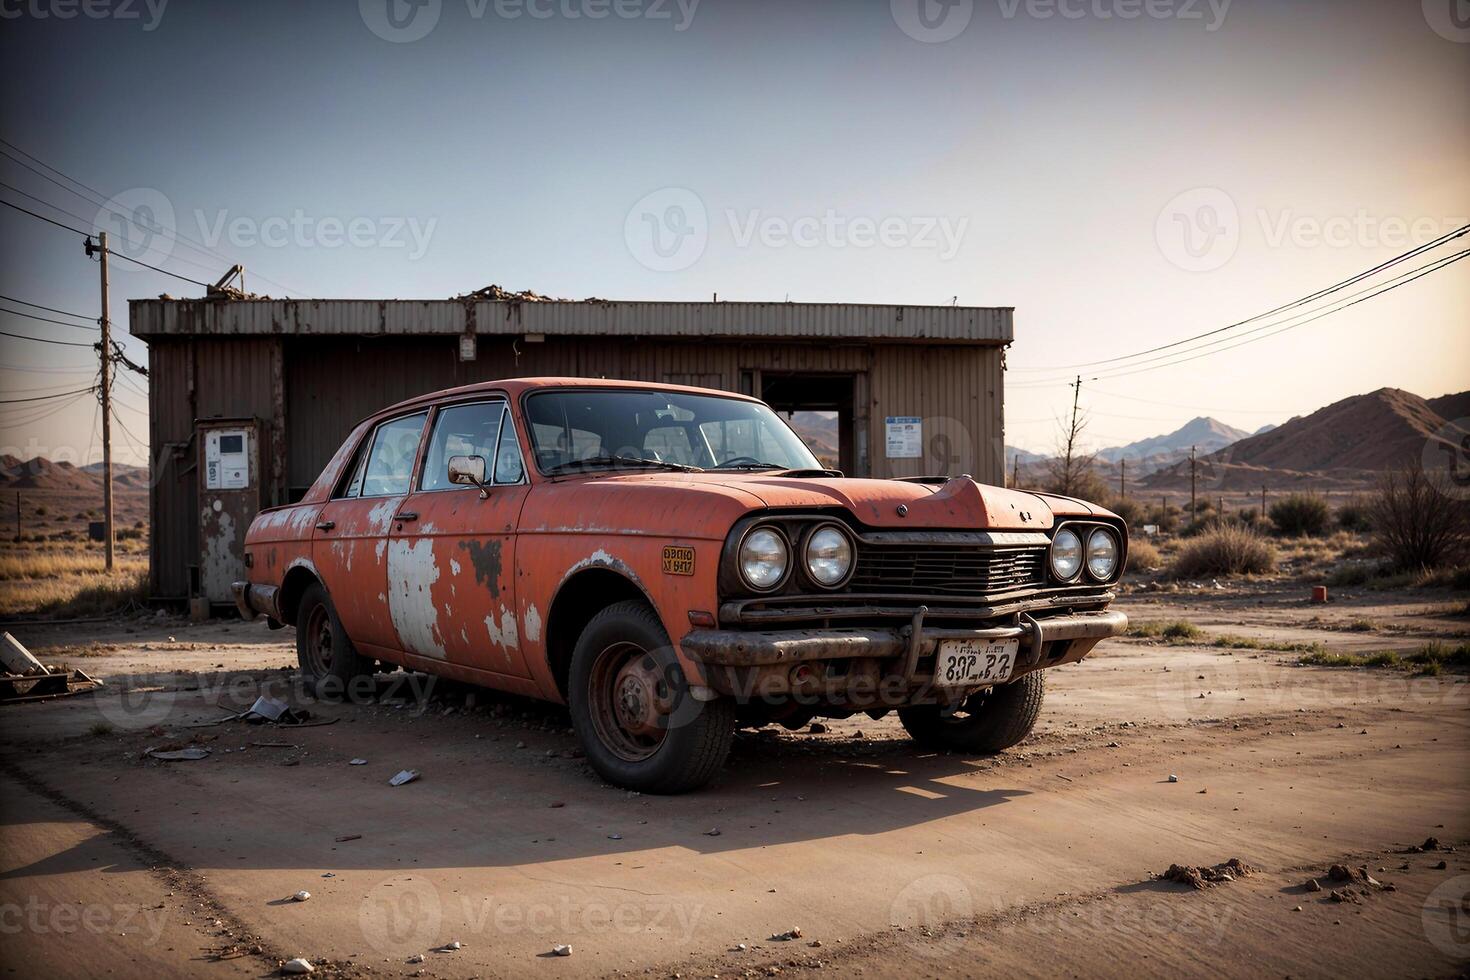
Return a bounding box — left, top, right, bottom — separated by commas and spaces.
387, 399, 532, 677
312, 411, 429, 655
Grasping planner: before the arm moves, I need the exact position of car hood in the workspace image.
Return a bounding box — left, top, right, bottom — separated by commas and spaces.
527, 471, 1113, 532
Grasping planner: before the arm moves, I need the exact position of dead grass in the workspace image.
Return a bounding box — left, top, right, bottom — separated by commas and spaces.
0, 542, 149, 617
1126, 538, 1163, 573
1299, 642, 1470, 675
1129, 619, 1321, 653
1171, 525, 1277, 579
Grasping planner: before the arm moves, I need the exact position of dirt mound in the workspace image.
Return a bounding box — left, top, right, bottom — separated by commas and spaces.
0, 456, 97, 492
1160, 857, 1256, 889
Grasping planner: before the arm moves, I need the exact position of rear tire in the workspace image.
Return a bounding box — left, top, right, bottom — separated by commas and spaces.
295, 582, 375, 701
899, 671, 1045, 754
569, 599, 734, 794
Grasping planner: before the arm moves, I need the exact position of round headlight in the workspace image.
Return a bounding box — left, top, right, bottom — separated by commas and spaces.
1050, 527, 1083, 581
1086, 528, 1119, 580
805, 525, 853, 587
739, 527, 789, 590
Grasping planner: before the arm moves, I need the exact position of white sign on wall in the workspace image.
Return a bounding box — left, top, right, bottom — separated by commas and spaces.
884, 417, 922, 459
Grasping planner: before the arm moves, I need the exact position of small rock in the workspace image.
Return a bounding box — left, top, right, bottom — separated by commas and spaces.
292, 891, 311, 902
281, 958, 314, 974
1305, 879, 1322, 892
1434, 859, 1448, 870
407, 953, 424, 964
349, 758, 368, 766
704, 828, 722, 836
1167, 774, 1179, 783
1422, 837, 1442, 851
552, 944, 572, 956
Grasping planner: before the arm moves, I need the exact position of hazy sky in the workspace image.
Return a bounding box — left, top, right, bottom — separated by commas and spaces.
1, 0, 1466, 466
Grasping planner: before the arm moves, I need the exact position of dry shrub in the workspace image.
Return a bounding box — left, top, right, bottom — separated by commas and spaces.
1270, 493, 1332, 537
1126, 538, 1162, 572
1368, 465, 1470, 572
1171, 523, 1277, 579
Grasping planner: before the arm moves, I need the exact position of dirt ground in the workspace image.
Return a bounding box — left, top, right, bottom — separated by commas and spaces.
1, 585, 1467, 979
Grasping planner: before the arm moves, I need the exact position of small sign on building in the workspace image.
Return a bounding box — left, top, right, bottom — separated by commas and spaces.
884, 416, 922, 459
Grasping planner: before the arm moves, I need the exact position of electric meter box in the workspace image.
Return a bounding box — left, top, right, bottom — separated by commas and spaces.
205, 429, 252, 490
195, 419, 261, 605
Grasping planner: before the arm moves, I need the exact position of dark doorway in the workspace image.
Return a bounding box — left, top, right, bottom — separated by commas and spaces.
761, 373, 856, 475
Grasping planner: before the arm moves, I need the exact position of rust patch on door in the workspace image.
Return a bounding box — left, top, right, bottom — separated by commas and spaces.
459, 539, 503, 596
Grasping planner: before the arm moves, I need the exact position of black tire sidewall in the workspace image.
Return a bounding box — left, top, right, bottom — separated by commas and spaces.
900, 670, 1045, 754
295, 582, 374, 702
569, 600, 732, 793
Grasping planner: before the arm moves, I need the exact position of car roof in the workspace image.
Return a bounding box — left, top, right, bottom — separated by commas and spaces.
373, 376, 763, 419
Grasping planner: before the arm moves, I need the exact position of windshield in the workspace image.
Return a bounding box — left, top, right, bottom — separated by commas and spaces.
524, 388, 821, 473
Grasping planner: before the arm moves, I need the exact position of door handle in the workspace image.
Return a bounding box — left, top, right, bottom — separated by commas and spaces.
395, 511, 418, 522
315, 521, 335, 531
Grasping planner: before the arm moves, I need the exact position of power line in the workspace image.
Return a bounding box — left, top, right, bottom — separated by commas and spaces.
0, 139, 305, 297
1021, 247, 1470, 389
0, 385, 98, 404
0, 292, 94, 321
0, 196, 89, 235
1012, 246, 1470, 389
1012, 223, 1470, 374
0, 305, 99, 331
0, 328, 97, 348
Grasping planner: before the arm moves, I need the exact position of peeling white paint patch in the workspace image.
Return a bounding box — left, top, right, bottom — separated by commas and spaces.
387, 538, 445, 659
375, 539, 387, 561
449, 558, 462, 576
484, 605, 519, 654
367, 497, 398, 534
459, 627, 469, 644
287, 556, 319, 575
523, 603, 542, 643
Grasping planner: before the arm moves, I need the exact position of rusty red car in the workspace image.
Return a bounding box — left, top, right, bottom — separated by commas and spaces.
235, 378, 1128, 792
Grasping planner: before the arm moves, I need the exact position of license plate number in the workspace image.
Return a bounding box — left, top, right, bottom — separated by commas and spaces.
935, 639, 1018, 686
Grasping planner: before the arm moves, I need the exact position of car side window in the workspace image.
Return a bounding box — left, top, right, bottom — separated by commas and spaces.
421, 402, 505, 491
493, 412, 526, 484
360, 412, 428, 497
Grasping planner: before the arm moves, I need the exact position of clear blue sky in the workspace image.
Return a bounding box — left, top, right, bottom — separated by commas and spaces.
1, 0, 1466, 465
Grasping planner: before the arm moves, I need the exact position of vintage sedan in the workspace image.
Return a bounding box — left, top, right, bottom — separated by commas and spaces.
235, 378, 1127, 792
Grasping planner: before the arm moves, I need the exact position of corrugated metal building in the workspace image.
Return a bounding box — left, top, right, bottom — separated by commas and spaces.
130, 298, 1014, 601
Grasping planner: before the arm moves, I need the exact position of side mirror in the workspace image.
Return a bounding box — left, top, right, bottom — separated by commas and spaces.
448, 455, 489, 497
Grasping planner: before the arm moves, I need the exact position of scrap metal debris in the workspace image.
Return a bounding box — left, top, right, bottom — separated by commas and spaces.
389, 769, 419, 786
146, 747, 212, 761
0, 632, 101, 703
281, 958, 314, 974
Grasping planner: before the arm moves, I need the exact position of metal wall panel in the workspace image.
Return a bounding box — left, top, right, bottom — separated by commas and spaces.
130, 299, 1013, 345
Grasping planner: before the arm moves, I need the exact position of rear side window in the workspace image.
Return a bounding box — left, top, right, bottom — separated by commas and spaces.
360, 412, 428, 496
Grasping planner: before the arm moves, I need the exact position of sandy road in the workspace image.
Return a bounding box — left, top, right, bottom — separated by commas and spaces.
0, 591, 1467, 978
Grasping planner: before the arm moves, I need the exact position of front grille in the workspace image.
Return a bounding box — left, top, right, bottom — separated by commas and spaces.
848, 545, 1048, 597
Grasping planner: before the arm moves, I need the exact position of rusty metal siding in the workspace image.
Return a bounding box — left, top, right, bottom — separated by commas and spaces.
146, 337, 281, 598
867, 345, 1004, 485
130, 299, 1013, 345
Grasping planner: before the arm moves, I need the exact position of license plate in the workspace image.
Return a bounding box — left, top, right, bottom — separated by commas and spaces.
935, 639, 1019, 686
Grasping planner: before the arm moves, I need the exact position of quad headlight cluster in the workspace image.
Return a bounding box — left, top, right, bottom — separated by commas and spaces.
738, 523, 854, 591
1049, 524, 1120, 583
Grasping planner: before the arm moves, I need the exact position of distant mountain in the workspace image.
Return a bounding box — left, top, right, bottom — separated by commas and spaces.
1252, 423, 1277, 436
1, 456, 149, 493
1005, 445, 1049, 466
1096, 416, 1249, 464
1141, 388, 1470, 491
787, 411, 839, 467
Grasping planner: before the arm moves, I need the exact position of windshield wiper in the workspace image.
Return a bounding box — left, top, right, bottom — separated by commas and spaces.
710, 460, 786, 470
545, 454, 702, 475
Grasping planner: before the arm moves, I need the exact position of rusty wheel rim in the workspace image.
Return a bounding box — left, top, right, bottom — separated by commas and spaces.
303, 602, 333, 675
588, 642, 670, 763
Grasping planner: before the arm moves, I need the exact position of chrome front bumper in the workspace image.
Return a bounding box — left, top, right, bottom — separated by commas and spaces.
682, 608, 1128, 677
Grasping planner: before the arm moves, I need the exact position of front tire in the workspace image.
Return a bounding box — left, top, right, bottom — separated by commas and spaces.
899, 671, 1045, 754
569, 600, 734, 794
295, 582, 375, 701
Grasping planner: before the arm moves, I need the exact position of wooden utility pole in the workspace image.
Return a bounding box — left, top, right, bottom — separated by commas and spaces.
1261, 484, 1267, 520
1119, 458, 1126, 500
1012, 454, 1019, 489
1189, 446, 1197, 523
97, 231, 114, 571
